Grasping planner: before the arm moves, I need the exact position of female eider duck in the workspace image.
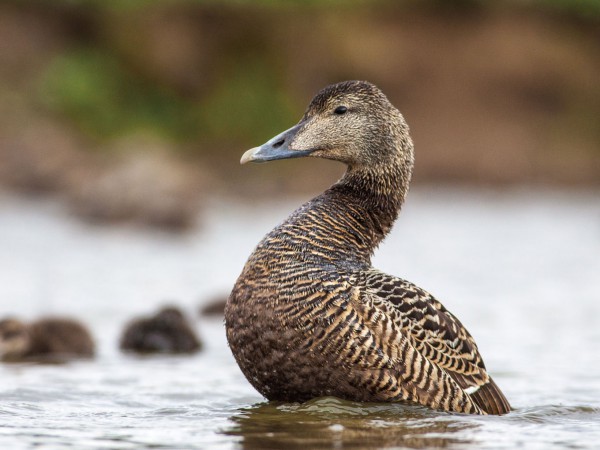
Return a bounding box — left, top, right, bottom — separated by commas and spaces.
226, 80, 511, 415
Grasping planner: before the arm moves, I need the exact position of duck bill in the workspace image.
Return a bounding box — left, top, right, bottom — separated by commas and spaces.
240, 124, 313, 164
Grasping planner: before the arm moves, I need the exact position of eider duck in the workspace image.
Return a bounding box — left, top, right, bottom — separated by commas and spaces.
225, 81, 511, 415
0, 317, 95, 362
120, 306, 202, 354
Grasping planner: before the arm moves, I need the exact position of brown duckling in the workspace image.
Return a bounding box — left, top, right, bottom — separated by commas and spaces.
0, 317, 95, 362
226, 81, 511, 415
120, 306, 202, 354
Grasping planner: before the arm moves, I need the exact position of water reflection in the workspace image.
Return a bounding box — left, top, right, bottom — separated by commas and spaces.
225, 397, 477, 449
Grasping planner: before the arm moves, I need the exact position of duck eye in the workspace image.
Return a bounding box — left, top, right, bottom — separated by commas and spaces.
334, 106, 348, 115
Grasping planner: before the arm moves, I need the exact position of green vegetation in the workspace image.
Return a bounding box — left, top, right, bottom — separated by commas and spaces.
40, 49, 297, 146
26, 0, 600, 149
199, 61, 297, 144
24, 0, 375, 13
535, 0, 600, 18
15, 0, 600, 17
41, 50, 197, 141
2, 0, 597, 186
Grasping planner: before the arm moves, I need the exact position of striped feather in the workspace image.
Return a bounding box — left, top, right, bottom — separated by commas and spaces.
225, 80, 511, 415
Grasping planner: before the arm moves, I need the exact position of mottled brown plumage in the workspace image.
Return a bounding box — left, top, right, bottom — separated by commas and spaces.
226, 80, 511, 415
0, 317, 95, 362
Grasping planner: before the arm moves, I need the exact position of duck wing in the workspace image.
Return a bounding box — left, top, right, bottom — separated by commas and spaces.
352, 268, 511, 415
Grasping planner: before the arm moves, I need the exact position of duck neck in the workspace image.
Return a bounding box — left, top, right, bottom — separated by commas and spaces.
328, 152, 413, 257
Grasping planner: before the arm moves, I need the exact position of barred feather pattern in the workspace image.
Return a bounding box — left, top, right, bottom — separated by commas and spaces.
226, 179, 510, 415
226, 81, 510, 415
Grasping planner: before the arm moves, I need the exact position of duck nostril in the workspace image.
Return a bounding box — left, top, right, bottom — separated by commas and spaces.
272, 138, 285, 149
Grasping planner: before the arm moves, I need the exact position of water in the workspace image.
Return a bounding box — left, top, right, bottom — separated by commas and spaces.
0, 187, 599, 449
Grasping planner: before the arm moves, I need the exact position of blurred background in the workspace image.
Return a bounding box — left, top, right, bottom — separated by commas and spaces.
0, 0, 598, 230
1, 2, 600, 448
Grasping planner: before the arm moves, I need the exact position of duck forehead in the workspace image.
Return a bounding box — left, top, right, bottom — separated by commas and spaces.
307, 81, 386, 115
306, 91, 345, 113
322, 80, 380, 98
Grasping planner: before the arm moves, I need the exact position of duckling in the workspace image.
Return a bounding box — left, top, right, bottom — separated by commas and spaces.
0, 317, 95, 362
226, 81, 511, 415
120, 306, 202, 354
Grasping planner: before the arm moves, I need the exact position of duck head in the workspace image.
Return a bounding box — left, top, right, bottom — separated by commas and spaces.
0, 318, 31, 360
241, 80, 413, 170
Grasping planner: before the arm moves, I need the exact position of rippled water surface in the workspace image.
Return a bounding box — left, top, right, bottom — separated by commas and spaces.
0, 187, 599, 449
